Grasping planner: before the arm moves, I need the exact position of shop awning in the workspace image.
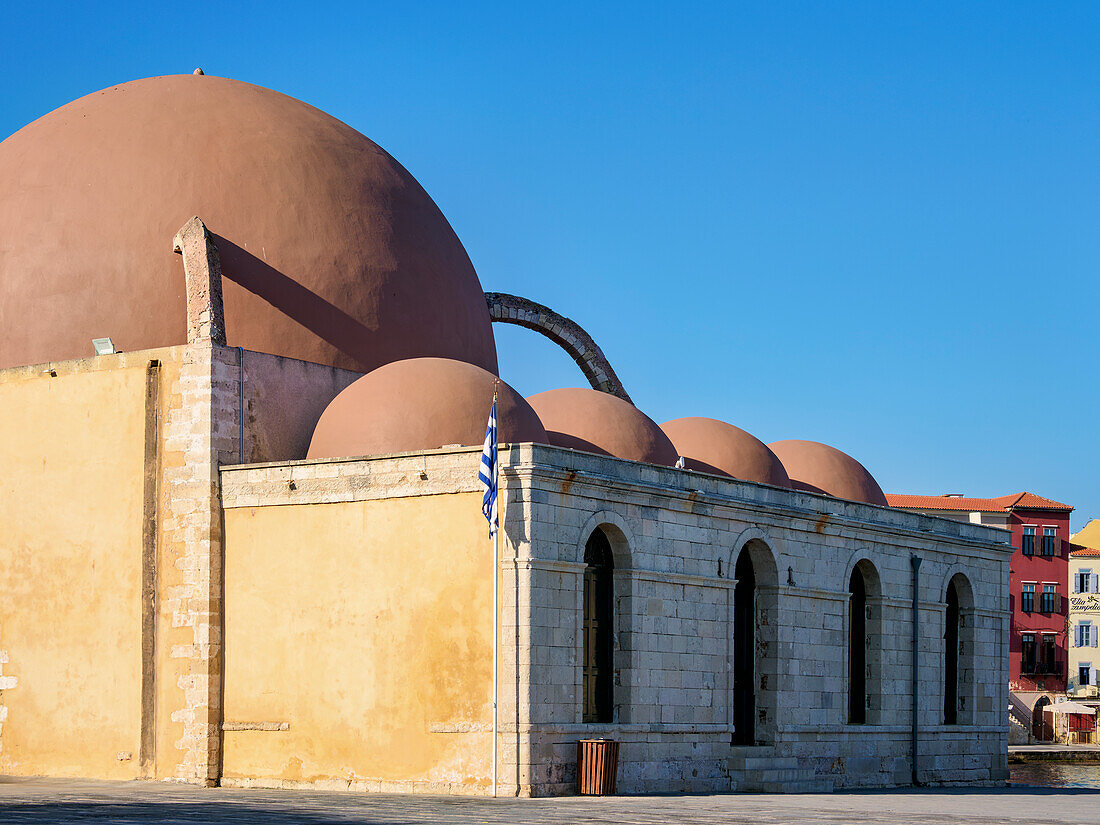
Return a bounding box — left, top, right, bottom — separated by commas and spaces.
1044, 701, 1097, 715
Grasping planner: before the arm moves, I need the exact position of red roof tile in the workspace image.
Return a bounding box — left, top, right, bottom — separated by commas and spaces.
886, 491, 1073, 512
1071, 547, 1100, 557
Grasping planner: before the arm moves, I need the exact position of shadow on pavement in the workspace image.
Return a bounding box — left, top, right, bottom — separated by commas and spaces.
0, 801, 416, 825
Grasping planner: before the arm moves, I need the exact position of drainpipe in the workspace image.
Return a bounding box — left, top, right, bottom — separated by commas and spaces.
911, 555, 922, 786
237, 346, 245, 463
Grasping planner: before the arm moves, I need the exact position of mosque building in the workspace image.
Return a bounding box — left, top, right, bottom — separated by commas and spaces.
0, 73, 1011, 795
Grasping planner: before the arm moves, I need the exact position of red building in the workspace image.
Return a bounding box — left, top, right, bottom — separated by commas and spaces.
887, 492, 1073, 693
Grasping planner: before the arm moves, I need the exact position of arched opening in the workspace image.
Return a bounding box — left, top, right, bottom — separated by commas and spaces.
848, 567, 867, 724
943, 572, 976, 725
733, 547, 757, 744
729, 535, 779, 745
944, 579, 960, 724
846, 557, 883, 725
582, 528, 614, 723
1032, 696, 1052, 741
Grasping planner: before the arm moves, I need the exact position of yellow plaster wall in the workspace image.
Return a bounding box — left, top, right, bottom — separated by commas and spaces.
0, 361, 150, 778
221, 494, 493, 791
149, 355, 192, 780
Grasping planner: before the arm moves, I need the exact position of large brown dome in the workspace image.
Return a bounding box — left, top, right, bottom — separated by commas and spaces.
767, 440, 887, 506
307, 358, 545, 460
526, 388, 678, 466
0, 74, 497, 373
661, 417, 791, 487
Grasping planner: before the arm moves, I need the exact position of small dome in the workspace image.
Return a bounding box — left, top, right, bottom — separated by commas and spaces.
525, 388, 678, 466
767, 440, 887, 506
0, 74, 497, 373
661, 417, 791, 487
307, 358, 546, 460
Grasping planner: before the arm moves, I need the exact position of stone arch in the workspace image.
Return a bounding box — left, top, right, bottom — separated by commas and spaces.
841, 550, 883, 598
485, 292, 632, 402
575, 509, 636, 722
727, 527, 780, 589
576, 509, 635, 571
941, 565, 977, 606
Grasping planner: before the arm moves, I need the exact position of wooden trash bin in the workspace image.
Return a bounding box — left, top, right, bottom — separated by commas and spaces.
577, 738, 619, 795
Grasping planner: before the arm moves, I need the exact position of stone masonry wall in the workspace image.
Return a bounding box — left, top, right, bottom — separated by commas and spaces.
499, 443, 1010, 795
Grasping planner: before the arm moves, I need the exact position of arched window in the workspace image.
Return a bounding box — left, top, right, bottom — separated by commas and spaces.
730, 537, 780, 746
944, 578, 961, 724
943, 572, 977, 725
846, 557, 883, 725
848, 567, 867, 724
583, 528, 614, 723
732, 546, 757, 745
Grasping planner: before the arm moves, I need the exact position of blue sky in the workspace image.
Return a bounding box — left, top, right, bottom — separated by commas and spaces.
3, 2, 1097, 529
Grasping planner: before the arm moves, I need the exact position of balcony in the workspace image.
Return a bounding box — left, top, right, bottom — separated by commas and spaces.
1021, 657, 1062, 676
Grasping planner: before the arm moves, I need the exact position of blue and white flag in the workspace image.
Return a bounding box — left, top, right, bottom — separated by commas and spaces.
478, 398, 498, 537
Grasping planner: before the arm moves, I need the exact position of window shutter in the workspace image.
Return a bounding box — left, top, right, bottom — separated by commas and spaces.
1091, 629, 1097, 648
1076, 625, 1083, 648
1092, 667, 1098, 687
1092, 575, 1098, 594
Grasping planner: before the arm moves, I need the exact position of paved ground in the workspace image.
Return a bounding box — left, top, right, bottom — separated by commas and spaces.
1011, 743, 1100, 752
1, 778, 1100, 825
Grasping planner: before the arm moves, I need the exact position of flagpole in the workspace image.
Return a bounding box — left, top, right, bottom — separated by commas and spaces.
491, 389, 499, 799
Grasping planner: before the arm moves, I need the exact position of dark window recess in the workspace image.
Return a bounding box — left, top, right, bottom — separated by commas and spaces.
1022, 528, 1036, 556
944, 581, 960, 724
1021, 634, 1037, 674
1081, 665, 1092, 687
1042, 528, 1058, 557
1041, 585, 1057, 614
732, 547, 757, 745
848, 568, 867, 724
582, 528, 614, 724
1041, 635, 1057, 674
1021, 584, 1035, 614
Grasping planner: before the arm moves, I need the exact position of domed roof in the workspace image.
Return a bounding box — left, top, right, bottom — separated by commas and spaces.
660, 417, 791, 487
525, 388, 678, 466
307, 358, 545, 460
0, 74, 497, 373
767, 440, 887, 506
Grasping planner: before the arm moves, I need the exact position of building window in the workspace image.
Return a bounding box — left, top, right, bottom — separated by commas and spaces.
1041, 584, 1057, 614
1041, 634, 1057, 673
1078, 569, 1093, 594
1042, 527, 1058, 557
1077, 622, 1095, 648
1021, 633, 1036, 673
848, 567, 867, 724
1021, 583, 1035, 613
582, 528, 614, 724
1081, 663, 1093, 687
1022, 526, 1036, 556
944, 579, 960, 724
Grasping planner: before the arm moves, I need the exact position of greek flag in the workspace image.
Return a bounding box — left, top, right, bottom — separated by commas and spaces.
478, 398, 498, 536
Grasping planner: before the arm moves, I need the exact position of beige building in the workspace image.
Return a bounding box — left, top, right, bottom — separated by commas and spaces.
1069, 523, 1100, 698
0, 73, 1012, 795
